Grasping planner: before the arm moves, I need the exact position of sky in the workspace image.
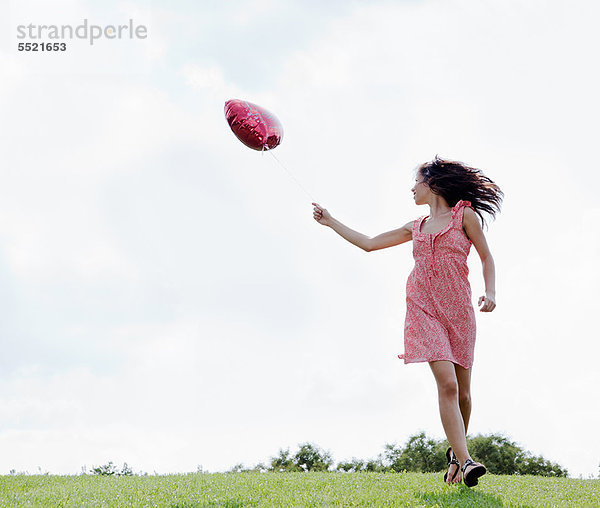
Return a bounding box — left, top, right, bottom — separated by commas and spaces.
0, 0, 599, 479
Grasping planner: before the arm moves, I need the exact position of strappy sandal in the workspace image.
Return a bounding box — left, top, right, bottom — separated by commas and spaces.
461, 458, 487, 487
443, 447, 460, 484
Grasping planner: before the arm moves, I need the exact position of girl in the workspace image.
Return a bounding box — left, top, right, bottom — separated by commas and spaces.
312, 155, 503, 487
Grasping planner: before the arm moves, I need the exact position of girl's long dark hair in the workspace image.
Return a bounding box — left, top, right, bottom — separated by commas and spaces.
416, 155, 504, 230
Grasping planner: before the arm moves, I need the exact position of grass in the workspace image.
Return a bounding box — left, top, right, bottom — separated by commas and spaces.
0, 472, 599, 507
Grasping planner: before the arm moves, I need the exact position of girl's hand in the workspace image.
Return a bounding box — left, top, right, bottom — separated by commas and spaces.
478, 293, 496, 312
312, 202, 332, 226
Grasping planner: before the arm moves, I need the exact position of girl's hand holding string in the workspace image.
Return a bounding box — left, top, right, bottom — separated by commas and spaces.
478, 293, 496, 312
312, 202, 332, 226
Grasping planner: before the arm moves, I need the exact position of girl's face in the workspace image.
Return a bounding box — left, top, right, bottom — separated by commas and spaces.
411, 172, 429, 205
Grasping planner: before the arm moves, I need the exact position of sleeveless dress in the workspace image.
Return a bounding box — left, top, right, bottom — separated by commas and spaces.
398, 200, 476, 369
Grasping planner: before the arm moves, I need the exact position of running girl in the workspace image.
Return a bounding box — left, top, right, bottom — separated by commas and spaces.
312, 155, 503, 487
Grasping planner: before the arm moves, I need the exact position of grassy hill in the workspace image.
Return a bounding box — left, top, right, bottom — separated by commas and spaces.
1, 471, 599, 507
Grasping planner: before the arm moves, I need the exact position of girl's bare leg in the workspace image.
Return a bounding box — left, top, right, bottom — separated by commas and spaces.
454, 363, 472, 434
429, 360, 485, 483
429, 360, 470, 466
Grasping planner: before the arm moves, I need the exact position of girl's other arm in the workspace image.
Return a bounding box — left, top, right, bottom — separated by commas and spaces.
463, 207, 496, 312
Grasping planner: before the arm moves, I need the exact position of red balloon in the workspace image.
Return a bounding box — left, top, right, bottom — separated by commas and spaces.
224, 99, 283, 151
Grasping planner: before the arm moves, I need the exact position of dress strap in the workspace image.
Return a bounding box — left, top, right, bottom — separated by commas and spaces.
413, 216, 426, 234
450, 200, 473, 235
451, 200, 472, 222
452, 199, 472, 213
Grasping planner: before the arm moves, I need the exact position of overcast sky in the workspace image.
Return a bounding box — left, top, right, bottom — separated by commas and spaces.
0, 0, 599, 479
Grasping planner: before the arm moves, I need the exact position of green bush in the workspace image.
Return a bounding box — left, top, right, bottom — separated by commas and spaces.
467, 433, 567, 476
90, 462, 134, 476
269, 443, 333, 472
383, 431, 447, 473
82, 433, 568, 478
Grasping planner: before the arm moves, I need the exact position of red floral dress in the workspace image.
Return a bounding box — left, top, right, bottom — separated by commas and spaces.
398, 200, 476, 369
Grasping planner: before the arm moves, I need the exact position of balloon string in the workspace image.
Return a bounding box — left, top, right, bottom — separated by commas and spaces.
264, 148, 316, 203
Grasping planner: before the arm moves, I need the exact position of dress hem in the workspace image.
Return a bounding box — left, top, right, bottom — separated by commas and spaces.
397, 355, 472, 370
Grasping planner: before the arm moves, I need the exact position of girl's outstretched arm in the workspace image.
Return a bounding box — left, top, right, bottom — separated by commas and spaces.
312, 202, 413, 252
463, 207, 497, 312
364, 222, 414, 251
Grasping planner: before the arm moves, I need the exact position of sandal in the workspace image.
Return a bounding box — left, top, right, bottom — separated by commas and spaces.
443, 447, 460, 484
461, 458, 487, 487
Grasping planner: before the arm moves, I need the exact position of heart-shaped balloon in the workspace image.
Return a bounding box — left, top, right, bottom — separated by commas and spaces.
224, 99, 283, 151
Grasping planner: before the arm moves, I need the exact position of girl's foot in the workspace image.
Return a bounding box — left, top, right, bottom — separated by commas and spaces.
444, 448, 462, 484
446, 461, 462, 484
461, 458, 487, 487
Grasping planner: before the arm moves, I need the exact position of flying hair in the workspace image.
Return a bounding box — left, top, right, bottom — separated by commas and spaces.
415, 155, 504, 230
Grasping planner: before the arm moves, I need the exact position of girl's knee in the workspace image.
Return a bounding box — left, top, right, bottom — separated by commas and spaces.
438, 379, 459, 399
459, 391, 471, 405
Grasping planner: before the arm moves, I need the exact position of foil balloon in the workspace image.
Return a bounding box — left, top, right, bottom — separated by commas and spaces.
224, 99, 283, 151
